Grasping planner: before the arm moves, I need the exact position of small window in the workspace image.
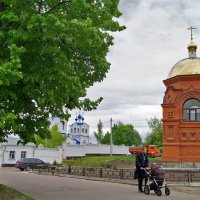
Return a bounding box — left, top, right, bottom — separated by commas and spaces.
9, 151, 15, 159
74, 128, 76, 133
85, 129, 87, 133
21, 151, 26, 159
77, 128, 79, 133
71, 129, 73, 133
82, 128, 84, 133
35, 158, 43, 164
29, 158, 34, 163
23, 158, 29, 163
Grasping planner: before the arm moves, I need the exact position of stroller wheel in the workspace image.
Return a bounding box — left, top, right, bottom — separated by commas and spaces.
156, 189, 162, 196
144, 186, 150, 195
165, 187, 170, 196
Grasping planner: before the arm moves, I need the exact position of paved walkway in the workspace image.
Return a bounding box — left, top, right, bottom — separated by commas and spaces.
0, 168, 199, 200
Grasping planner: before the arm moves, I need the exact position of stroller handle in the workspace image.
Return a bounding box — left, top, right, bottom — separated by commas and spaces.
141, 167, 151, 177
141, 167, 150, 171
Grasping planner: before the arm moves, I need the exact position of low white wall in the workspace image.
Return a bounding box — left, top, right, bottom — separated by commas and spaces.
34, 147, 62, 164
113, 145, 130, 155
63, 144, 85, 157
63, 143, 130, 158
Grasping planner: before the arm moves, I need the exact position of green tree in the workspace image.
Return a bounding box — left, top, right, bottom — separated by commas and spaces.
34, 134, 44, 148
93, 119, 103, 143
0, 0, 125, 143
144, 117, 162, 147
112, 122, 142, 146
35, 125, 66, 148
101, 131, 110, 144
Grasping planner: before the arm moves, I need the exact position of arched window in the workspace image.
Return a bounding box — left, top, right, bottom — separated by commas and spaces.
183, 98, 200, 121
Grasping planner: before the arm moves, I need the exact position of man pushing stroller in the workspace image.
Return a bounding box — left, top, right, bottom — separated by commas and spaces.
135, 148, 170, 196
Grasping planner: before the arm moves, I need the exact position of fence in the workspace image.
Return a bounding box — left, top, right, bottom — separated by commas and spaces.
39, 167, 200, 183
164, 168, 200, 183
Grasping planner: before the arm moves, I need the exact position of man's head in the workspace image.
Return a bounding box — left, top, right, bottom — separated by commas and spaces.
142, 147, 147, 154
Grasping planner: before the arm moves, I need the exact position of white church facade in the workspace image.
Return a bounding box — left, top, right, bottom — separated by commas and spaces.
49, 114, 90, 145
68, 114, 89, 144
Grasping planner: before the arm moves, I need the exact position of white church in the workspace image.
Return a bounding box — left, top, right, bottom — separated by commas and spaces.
49, 114, 90, 145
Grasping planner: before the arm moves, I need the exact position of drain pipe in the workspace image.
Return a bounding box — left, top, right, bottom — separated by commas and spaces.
2, 145, 6, 167
33, 146, 35, 158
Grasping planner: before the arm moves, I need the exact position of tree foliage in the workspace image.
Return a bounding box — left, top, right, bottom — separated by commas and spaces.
0, 0, 124, 143
101, 131, 110, 144
112, 122, 142, 146
144, 117, 162, 147
34, 124, 66, 148
93, 119, 103, 143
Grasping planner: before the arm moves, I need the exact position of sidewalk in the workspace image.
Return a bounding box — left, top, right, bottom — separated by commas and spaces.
33, 170, 200, 187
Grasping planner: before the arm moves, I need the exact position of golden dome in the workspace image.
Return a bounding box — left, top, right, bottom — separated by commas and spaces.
168, 57, 200, 78
187, 41, 197, 52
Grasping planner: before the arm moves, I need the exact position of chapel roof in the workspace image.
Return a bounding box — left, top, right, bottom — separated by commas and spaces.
168, 57, 200, 78
167, 28, 200, 79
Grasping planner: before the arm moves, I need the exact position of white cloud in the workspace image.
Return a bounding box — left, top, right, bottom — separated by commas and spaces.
68, 0, 200, 141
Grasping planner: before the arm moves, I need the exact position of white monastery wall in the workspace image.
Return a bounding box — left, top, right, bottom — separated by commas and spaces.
62, 143, 129, 158
34, 147, 62, 164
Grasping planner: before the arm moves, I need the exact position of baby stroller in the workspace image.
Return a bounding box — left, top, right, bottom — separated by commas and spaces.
143, 164, 170, 196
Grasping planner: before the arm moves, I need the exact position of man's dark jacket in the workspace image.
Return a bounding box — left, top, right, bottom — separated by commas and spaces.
136, 152, 149, 169
134, 152, 149, 179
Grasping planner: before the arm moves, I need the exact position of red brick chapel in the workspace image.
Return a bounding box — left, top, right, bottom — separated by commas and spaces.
162, 29, 200, 163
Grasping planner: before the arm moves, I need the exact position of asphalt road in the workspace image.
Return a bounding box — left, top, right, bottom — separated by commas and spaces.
0, 168, 199, 200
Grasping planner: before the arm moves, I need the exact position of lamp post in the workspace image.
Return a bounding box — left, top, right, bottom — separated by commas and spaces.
110, 118, 113, 156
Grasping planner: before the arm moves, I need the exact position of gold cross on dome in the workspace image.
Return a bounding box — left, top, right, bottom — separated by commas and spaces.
187, 26, 196, 41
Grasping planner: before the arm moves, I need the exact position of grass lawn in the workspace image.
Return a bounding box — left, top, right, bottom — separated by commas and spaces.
62, 155, 161, 168
0, 184, 35, 200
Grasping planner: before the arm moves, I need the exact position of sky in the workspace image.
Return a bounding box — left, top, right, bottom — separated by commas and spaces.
68, 0, 200, 142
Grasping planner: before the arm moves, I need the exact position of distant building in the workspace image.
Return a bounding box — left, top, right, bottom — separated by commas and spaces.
49, 114, 90, 145
0, 137, 62, 166
68, 114, 89, 144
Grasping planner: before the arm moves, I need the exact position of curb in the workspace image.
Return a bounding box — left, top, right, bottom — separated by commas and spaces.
32, 171, 198, 187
